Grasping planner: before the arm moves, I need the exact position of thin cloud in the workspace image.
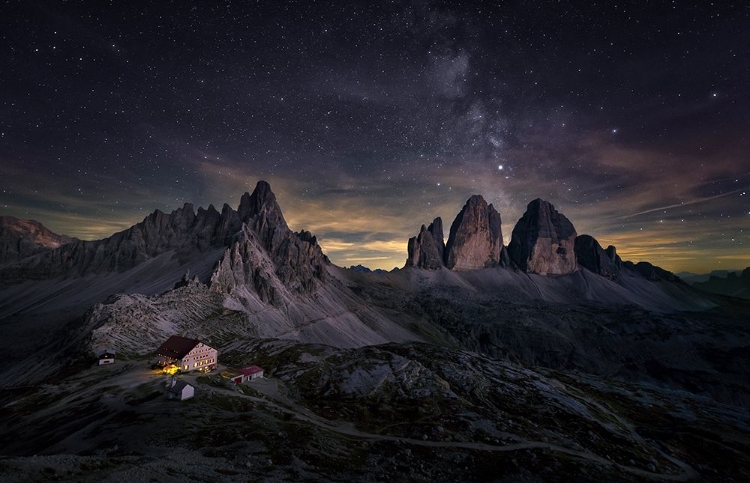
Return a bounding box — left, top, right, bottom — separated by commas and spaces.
621, 189, 745, 220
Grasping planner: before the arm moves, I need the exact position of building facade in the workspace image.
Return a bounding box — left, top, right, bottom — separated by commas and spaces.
156, 335, 218, 372
97, 349, 115, 365
167, 378, 195, 401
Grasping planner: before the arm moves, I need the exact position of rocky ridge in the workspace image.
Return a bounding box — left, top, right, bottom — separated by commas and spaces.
0, 181, 328, 295
574, 235, 620, 279
404, 195, 685, 285
0, 216, 75, 266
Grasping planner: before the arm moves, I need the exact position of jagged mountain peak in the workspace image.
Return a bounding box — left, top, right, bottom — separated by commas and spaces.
508, 198, 577, 275
406, 217, 445, 269
574, 234, 620, 279
444, 195, 504, 270
406, 195, 507, 271
238, 181, 284, 219
236, 181, 289, 253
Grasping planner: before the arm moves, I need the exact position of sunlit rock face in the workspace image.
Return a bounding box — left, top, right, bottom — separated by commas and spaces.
444, 195, 504, 271
508, 198, 577, 275
0, 216, 75, 266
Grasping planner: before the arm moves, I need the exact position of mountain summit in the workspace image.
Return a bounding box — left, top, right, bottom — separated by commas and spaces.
406, 195, 508, 270
405, 217, 445, 270
507, 198, 578, 275
444, 195, 505, 270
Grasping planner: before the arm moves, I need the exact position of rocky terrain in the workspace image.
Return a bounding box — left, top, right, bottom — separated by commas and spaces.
0, 340, 747, 481
0, 181, 748, 480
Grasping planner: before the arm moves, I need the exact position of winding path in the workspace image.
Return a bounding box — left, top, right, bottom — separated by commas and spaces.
217, 377, 699, 481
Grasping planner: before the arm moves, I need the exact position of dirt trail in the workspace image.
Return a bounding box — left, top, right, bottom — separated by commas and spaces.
228, 378, 699, 482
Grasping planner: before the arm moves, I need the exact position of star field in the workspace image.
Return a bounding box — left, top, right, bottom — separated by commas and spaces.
1, 1, 749, 272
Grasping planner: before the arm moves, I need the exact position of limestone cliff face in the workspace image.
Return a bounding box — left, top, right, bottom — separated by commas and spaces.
444, 195, 504, 271
237, 180, 289, 254
0, 216, 75, 266
209, 223, 329, 304
574, 235, 620, 279
508, 199, 577, 275
406, 218, 445, 269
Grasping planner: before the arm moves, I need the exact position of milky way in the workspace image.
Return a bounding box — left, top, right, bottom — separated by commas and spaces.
2, 2, 749, 272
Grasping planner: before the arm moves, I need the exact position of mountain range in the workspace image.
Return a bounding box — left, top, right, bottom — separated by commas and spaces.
1, 181, 748, 481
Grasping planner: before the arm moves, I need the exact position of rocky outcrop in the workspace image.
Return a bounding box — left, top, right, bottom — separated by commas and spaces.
605, 245, 623, 269
406, 218, 446, 269
205, 180, 329, 299
237, 180, 289, 253
0, 216, 74, 266
508, 199, 577, 275
575, 235, 620, 279
209, 225, 285, 304
444, 196, 504, 270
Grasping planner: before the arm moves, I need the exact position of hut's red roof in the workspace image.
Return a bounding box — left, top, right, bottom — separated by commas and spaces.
240, 365, 264, 376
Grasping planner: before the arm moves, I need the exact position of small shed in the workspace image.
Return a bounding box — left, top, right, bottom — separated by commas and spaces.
232, 365, 264, 384
167, 378, 195, 401
97, 349, 116, 365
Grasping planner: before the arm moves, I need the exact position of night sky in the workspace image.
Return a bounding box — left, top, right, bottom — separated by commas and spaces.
2, 1, 749, 272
